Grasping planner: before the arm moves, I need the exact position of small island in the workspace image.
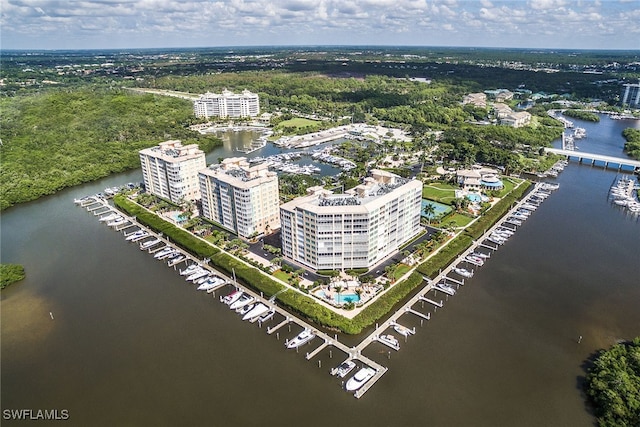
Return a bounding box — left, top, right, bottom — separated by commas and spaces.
0, 263, 26, 289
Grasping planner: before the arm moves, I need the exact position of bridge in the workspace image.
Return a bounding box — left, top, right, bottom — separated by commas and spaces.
544, 148, 640, 172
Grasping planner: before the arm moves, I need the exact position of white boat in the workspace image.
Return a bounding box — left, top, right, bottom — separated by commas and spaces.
154, 247, 173, 259
453, 267, 473, 278
140, 239, 161, 250
345, 367, 376, 392
157, 249, 178, 260
242, 303, 269, 321
436, 282, 456, 295
255, 308, 275, 323
237, 303, 255, 316
125, 230, 148, 241
286, 329, 315, 349
465, 255, 484, 266
393, 324, 415, 337
179, 264, 200, 276
229, 294, 254, 310
221, 290, 242, 305
99, 212, 118, 222
377, 334, 400, 350
472, 252, 490, 259
186, 269, 209, 282
168, 255, 185, 266
106, 217, 124, 226
332, 360, 356, 378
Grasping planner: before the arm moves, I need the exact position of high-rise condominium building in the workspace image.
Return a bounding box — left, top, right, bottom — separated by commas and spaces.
280, 170, 423, 271
199, 157, 280, 239
621, 82, 640, 108
193, 89, 260, 119
139, 140, 206, 203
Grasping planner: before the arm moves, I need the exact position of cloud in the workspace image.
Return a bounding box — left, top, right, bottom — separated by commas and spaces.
0, 0, 638, 49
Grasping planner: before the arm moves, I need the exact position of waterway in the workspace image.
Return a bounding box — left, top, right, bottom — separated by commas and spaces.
2, 122, 639, 426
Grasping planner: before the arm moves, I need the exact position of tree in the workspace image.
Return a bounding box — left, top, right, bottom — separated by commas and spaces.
423, 202, 436, 224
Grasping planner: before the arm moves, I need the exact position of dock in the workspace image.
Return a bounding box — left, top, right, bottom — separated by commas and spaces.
419, 296, 443, 308
267, 317, 291, 335
305, 339, 331, 360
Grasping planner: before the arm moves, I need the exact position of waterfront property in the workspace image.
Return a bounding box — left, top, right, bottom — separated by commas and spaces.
279, 170, 423, 271
456, 166, 504, 191
139, 140, 206, 203
193, 89, 260, 119
198, 157, 280, 240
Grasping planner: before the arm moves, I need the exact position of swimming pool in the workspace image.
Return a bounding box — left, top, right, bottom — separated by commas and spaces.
316, 290, 361, 304
421, 200, 452, 219
466, 193, 489, 203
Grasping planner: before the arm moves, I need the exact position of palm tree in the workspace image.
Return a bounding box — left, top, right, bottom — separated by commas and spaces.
423, 202, 436, 224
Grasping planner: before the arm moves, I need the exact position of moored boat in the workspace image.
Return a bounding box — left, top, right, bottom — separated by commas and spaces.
229, 294, 254, 310
242, 303, 269, 321
221, 290, 242, 305
332, 360, 356, 378
345, 367, 376, 392
286, 329, 315, 349
453, 267, 473, 278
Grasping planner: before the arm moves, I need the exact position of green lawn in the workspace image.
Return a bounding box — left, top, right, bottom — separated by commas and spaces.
273, 270, 291, 282
275, 117, 320, 130
393, 264, 413, 280
422, 182, 458, 205
437, 213, 475, 228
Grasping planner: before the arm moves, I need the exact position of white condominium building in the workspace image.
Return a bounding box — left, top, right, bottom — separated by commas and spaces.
280, 170, 423, 271
193, 89, 260, 119
199, 157, 280, 239
139, 140, 206, 203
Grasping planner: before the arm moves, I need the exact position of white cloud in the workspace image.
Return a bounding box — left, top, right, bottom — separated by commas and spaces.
0, 0, 638, 49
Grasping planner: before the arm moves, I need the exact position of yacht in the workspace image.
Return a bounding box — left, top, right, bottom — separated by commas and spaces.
179, 264, 200, 276
186, 269, 209, 282
472, 252, 490, 259
198, 277, 223, 291
229, 294, 254, 310
436, 282, 456, 295
393, 324, 415, 337
242, 303, 269, 321
221, 290, 242, 305
286, 329, 315, 349
237, 303, 255, 316
255, 309, 275, 323
332, 360, 356, 378
154, 247, 174, 259
465, 255, 484, 266
125, 230, 148, 241
377, 334, 400, 350
345, 367, 376, 392
99, 212, 118, 222
453, 267, 473, 278
140, 239, 161, 250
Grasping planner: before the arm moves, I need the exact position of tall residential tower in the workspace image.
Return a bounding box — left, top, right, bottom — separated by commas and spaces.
194, 89, 260, 119
280, 170, 423, 271
199, 157, 280, 239
139, 140, 206, 203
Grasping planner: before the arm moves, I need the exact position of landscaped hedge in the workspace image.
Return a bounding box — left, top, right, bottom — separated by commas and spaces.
114, 195, 220, 259
415, 235, 474, 278
351, 272, 424, 331
209, 251, 284, 297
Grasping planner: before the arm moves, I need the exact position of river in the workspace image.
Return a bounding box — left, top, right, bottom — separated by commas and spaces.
1, 116, 639, 426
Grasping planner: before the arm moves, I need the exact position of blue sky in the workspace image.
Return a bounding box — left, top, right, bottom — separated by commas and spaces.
1, 0, 639, 50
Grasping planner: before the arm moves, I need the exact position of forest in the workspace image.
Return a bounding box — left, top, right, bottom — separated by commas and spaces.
622, 128, 640, 160
0, 88, 221, 210
585, 337, 640, 427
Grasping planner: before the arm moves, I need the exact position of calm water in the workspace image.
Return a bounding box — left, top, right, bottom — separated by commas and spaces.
2, 124, 639, 426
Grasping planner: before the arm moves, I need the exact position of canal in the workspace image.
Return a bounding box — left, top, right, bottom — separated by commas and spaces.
1, 117, 639, 426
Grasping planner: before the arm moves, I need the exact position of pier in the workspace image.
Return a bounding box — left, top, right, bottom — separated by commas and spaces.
75, 180, 557, 400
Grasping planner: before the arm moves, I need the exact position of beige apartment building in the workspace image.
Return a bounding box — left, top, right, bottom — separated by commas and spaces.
199, 157, 280, 239
280, 170, 423, 271
139, 140, 206, 203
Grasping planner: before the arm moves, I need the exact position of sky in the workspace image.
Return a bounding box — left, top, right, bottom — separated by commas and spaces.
1, 0, 639, 51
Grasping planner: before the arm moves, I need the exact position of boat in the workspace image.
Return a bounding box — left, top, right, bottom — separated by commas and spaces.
345, 367, 376, 392
286, 329, 315, 349
186, 269, 209, 282
377, 334, 400, 350
393, 324, 415, 337
221, 290, 242, 305
229, 294, 254, 310
154, 247, 173, 259
242, 303, 269, 321
194, 274, 212, 285
472, 252, 490, 259
198, 277, 223, 291
140, 239, 161, 250
98, 212, 118, 222
168, 255, 185, 266
157, 249, 178, 260
453, 267, 473, 278
332, 360, 356, 378
436, 282, 456, 295
255, 308, 275, 323
465, 255, 484, 266
237, 303, 255, 316
179, 264, 200, 276
125, 230, 148, 241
